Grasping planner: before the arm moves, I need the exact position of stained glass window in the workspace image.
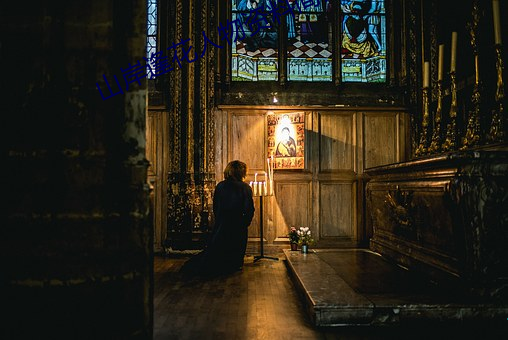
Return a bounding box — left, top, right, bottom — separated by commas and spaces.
340, 0, 386, 82
231, 0, 279, 81
147, 0, 158, 78
287, 0, 333, 81
229, 0, 387, 83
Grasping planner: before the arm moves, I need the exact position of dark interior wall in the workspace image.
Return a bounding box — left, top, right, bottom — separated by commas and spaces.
1, 1, 151, 338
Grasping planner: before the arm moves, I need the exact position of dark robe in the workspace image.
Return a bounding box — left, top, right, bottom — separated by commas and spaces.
181, 178, 255, 276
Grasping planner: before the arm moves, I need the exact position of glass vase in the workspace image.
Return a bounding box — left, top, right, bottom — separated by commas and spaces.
301, 244, 308, 254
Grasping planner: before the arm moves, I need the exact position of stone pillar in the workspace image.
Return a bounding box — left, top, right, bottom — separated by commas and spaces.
1, 1, 151, 338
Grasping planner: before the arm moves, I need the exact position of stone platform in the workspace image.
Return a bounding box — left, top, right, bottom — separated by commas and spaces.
284, 248, 508, 327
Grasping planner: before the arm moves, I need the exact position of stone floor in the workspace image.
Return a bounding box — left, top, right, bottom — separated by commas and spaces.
284, 248, 508, 327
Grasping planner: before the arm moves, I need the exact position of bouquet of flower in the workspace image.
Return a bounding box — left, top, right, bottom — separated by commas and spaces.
297, 227, 314, 246
288, 226, 299, 244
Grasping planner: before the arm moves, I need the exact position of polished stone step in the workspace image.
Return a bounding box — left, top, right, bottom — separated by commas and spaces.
284, 248, 508, 326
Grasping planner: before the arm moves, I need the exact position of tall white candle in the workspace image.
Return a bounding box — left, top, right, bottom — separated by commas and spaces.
267, 158, 271, 182
438, 44, 444, 81
450, 32, 457, 72
270, 155, 274, 195
493, 0, 502, 45
423, 61, 430, 88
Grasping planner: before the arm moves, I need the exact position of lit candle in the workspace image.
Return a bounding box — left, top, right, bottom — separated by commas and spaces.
493, 0, 502, 45
254, 172, 258, 182
270, 155, 274, 195
267, 158, 271, 181
450, 32, 457, 72
423, 61, 430, 88
438, 44, 444, 81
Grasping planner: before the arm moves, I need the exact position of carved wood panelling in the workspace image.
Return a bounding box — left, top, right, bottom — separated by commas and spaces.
146, 112, 157, 176
319, 182, 355, 238
319, 113, 355, 172
368, 182, 457, 258
216, 107, 408, 248
230, 112, 266, 171
146, 110, 168, 252
248, 197, 261, 239
274, 182, 311, 238
363, 114, 398, 169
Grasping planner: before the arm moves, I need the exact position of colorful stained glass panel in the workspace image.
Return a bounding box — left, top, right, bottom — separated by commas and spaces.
147, 0, 158, 78
231, 0, 279, 81
287, 0, 332, 81
340, 0, 386, 82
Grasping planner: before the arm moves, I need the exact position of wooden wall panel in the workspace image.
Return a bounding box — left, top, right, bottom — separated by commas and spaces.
320, 113, 355, 172
146, 110, 168, 252
274, 182, 311, 238
248, 197, 261, 238
363, 114, 397, 169
230, 112, 265, 172
215, 107, 408, 248
319, 182, 354, 238
146, 112, 157, 176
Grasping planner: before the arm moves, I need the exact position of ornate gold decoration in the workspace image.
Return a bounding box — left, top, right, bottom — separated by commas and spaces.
385, 186, 414, 228
461, 0, 482, 150
415, 86, 430, 157
428, 80, 443, 153
442, 71, 458, 151
487, 44, 505, 143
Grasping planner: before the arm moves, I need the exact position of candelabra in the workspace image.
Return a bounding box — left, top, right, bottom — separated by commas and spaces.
487, 44, 505, 143
442, 72, 458, 151
428, 80, 443, 153
461, 61, 482, 149
415, 86, 430, 157
461, 0, 482, 150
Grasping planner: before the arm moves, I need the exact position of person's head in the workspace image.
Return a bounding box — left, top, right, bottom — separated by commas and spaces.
224, 160, 248, 181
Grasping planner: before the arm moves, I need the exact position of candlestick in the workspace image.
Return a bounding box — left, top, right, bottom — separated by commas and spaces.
442, 71, 458, 151
415, 86, 430, 157
263, 181, 267, 196
429, 79, 443, 153
461, 0, 482, 149
493, 0, 502, 45
438, 44, 444, 81
451, 32, 457, 72
253, 181, 258, 196
423, 61, 430, 88
487, 44, 505, 143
